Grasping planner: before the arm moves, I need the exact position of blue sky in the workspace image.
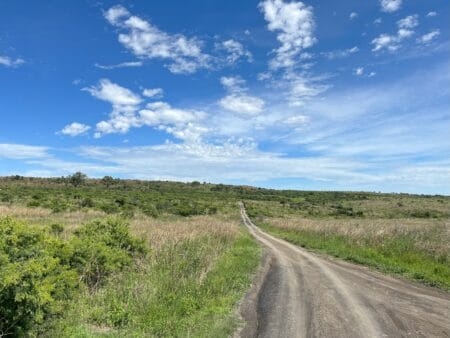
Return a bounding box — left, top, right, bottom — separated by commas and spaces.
1, 0, 449, 194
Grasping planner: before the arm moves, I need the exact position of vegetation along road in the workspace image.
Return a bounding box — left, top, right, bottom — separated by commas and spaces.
239, 203, 450, 338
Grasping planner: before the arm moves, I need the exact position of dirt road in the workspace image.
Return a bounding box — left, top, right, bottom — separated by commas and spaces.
239, 203, 450, 338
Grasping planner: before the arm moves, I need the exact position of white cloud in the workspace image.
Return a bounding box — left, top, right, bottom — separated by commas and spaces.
220, 76, 246, 92
355, 67, 364, 76
74, 141, 367, 184
218, 39, 253, 63
83, 78, 142, 108
372, 15, 419, 52
83, 79, 142, 137
59, 122, 91, 136
104, 5, 211, 74
322, 46, 359, 59
218, 76, 265, 115
397, 15, 419, 29
0, 144, 49, 159
284, 115, 309, 126
104, 5, 130, 25
142, 88, 163, 98
283, 72, 330, 106
94, 61, 143, 69
349, 12, 358, 20
426, 11, 437, 17
258, 1, 328, 108
0, 55, 25, 68
380, 0, 402, 13
417, 30, 440, 44
259, 0, 316, 69
82, 79, 206, 141
372, 34, 400, 52
139, 101, 207, 142
219, 95, 265, 116
374, 18, 382, 25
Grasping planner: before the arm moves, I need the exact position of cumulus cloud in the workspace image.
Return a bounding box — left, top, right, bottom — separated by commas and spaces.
83, 79, 142, 137
59, 122, 91, 136
257, 0, 328, 107
104, 5, 211, 74
142, 88, 163, 98
217, 39, 253, 64
349, 12, 358, 20
426, 11, 437, 17
259, 0, 316, 69
372, 15, 419, 52
81, 79, 206, 141
417, 30, 440, 44
139, 102, 207, 142
398, 15, 419, 29
380, 0, 402, 13
220, 76, 247, 92
0, 55, 25, 68
83, 78, 142, 108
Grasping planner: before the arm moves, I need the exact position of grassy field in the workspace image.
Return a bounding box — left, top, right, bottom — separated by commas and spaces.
1, 175, 449, 335
246, 201, 450, 290
47, 215, 260, 337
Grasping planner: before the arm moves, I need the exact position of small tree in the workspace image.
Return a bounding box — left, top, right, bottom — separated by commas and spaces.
68, 172, 87, 187
102, 175, 114, 188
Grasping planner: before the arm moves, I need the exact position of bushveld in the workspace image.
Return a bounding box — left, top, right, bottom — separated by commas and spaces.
1, 175, 449, 336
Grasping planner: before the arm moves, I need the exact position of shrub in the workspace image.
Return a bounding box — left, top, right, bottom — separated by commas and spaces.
0, 217, 78, 336
80, 197, 94, 208
70, 217, 147, 288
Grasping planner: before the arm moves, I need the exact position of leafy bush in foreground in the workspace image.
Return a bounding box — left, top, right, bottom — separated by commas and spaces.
70, 218, 147, 288
0, 217, 78, 336
0, 216, 147, 336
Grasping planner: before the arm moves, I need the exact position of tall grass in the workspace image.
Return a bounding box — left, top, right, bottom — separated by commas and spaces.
256, 216, 450, 290
47, 215, 261, 337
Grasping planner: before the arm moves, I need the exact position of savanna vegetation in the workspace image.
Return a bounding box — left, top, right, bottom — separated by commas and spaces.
245, 195, 450, 290
1, 174, 449, 336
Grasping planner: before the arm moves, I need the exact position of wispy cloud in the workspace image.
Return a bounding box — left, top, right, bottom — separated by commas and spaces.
321, 46, 359, 59
94, 61, 143, 69
417, 30, 440, 44
218, 76, 265, 116
0, 144, 49, 159
0, 55, 25, 68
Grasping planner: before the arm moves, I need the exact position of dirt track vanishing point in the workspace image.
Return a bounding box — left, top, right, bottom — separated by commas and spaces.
239, 203, 450, 338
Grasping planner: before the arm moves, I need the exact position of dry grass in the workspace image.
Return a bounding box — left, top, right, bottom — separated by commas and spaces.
267, 216, 450, 257
0, 204, 105, 235
130, 214, 241, 250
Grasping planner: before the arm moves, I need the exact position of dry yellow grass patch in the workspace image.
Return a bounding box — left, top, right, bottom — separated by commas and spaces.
0, 204, 105, 234
130, 214, 241, 250
267, 216, 450, 257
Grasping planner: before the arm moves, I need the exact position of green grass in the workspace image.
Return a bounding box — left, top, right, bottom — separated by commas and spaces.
258, 222, 450, 290
47, 231, 261, 337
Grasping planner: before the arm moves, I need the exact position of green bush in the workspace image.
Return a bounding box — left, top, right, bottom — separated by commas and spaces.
0, 217, 78, 336
70, 217, 147, 288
